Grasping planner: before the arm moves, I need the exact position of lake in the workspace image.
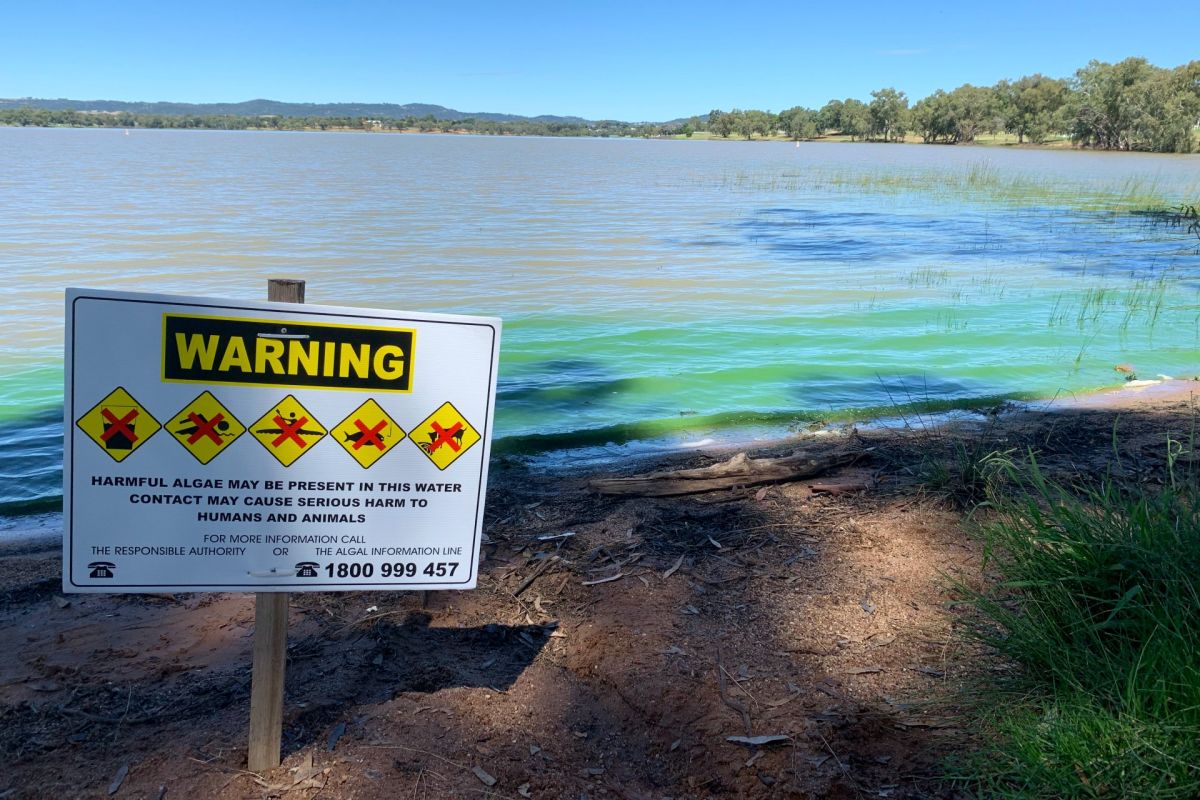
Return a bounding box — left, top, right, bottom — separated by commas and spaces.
2, 127, 1199, 513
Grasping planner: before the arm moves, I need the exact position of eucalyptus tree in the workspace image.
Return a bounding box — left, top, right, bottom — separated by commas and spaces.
945, 84, 995, 142
707, 109, 735, 138
817, 99, 844, 133
1069, 58, 1199, 152
780, 106, 820, 140
868, 88, 909, 142
840, 99, 871, 141
911, 90, 955, 143
995, 74, 1070, 144
732, 109, 773, 140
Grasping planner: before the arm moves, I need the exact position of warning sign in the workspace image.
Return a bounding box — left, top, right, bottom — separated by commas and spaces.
331, 399, 405, 469
75, 387, 161, 462
250, 395, 327, 466
411, 402, 481, 471
65, 289, 500, 593
167, 391, 246, 464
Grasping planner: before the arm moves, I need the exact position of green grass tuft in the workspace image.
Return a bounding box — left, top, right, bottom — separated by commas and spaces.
954, 456, 1200, 798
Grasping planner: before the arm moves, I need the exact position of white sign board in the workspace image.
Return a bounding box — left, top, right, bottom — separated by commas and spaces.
64, 288, 500, 593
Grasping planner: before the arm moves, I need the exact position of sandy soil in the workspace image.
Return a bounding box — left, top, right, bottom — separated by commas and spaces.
1, 381, 1196, 799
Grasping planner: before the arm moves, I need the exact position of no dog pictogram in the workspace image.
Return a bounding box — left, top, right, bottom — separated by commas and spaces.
75, 387, 161, 462
168, 391, 246, 464
410, 401, 481, 471
250, 395, 326, 466
331, 399, 405, 469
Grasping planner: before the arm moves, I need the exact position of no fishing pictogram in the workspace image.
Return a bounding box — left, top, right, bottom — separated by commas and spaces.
249, 395, 326, 467
167, 391, 246, 464
410, 401, 480, 471
75, 387, 161, 462
331, 398, 405, 469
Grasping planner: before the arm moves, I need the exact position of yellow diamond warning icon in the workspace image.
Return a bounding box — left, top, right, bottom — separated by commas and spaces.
166, 391, 245, 465
250, 395, 326, 467
410, 401, 481, 471
76, 387, 161, 462
331, 399, 405, 469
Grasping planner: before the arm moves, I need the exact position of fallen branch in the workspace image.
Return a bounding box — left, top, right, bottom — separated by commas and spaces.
590, 449, 864, 497
581, 572, 624, 586
809, 481, 870, 496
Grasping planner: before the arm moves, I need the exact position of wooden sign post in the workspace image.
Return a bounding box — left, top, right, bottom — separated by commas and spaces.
247, 278, 304, 772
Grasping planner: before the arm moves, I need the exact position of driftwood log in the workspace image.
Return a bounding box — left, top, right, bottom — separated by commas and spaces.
590, 449, 864, 497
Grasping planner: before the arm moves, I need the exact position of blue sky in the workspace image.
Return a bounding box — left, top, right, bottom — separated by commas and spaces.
2, 1, 1195, 120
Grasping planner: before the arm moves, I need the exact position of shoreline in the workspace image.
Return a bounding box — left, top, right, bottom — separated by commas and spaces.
7, 377, 1195, 544
3, 122, 1194, 158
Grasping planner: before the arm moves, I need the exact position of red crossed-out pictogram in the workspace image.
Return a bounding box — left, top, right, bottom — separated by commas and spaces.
351, 418, 387, 450
272, 414, 310, 448
99, 408, 139, 444
429, 421, 464, 453
185, 412, 225, 445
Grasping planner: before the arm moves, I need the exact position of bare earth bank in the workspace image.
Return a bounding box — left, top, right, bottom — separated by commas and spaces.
1, 381, 1196, 799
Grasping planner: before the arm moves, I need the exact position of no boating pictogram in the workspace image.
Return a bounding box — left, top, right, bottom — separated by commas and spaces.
75, 387, 161, 462
410, 401, 481, 471
167, 391, 246, 464
249, 395, 326, 466
331, 398, 405, 469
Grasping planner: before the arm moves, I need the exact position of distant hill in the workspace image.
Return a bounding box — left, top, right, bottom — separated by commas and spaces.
0, 97, 599, 124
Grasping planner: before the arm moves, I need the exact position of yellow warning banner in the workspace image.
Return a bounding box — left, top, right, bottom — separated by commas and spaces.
162, 314, 415, 393
410, 402, 480, 471
249, 395, 327, 467
331, 399, 406, 469
76, 387, 161, 463
166, 391, 245, 465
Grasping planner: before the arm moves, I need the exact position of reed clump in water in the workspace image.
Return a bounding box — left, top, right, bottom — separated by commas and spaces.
710, 164, 1198, 214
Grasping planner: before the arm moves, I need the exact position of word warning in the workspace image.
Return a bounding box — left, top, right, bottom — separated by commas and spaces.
162, 314, 415, 392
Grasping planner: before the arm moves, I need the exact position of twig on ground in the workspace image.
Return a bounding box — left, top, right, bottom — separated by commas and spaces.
187, 757, 268, 786
514, 555, 559, 597
817, 732, 865, 797
716, 646, 752, 734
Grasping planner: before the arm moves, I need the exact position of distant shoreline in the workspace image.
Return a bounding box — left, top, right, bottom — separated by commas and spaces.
0, 121, 1165, 156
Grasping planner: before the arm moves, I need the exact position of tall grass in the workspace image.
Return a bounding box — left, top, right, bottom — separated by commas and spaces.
956, 456, 1200, 798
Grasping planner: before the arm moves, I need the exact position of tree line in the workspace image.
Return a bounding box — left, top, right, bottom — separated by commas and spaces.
2, 57, 1196, 152
0, 107, 655, 138
705, 58, 1199, 153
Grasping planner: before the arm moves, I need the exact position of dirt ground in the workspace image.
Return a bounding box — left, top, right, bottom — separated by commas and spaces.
1, 382, 1196, 799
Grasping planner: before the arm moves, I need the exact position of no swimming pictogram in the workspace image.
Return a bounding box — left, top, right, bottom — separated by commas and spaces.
331, 399, 405, 469
75, 387, 161, 462
167, 391, 246, 464
249, 395, 326, 466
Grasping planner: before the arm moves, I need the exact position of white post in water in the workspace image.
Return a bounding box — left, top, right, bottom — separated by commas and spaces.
247, 278, 304, 772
